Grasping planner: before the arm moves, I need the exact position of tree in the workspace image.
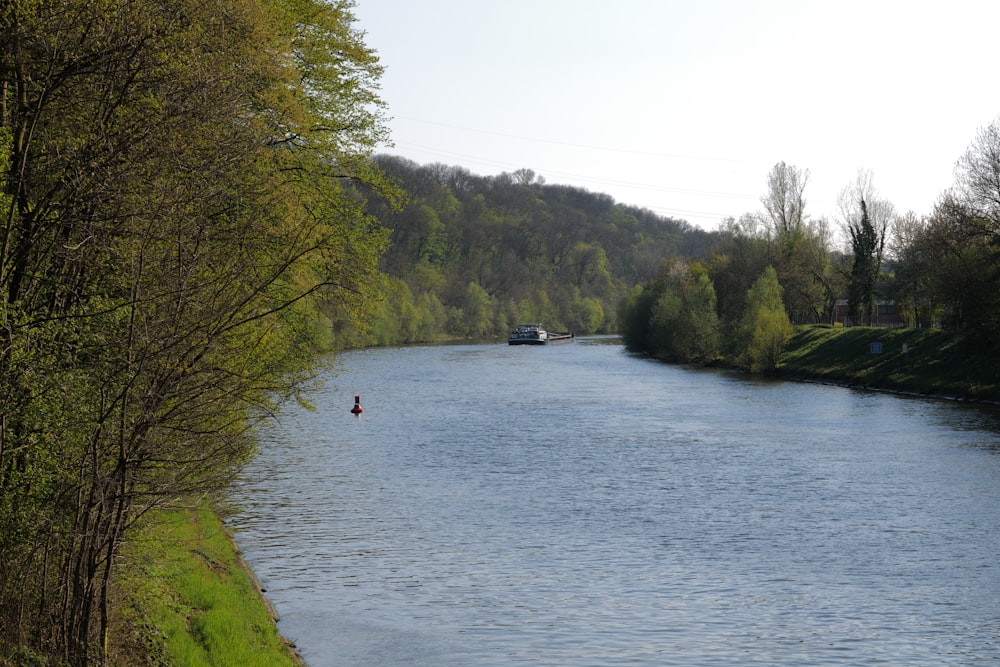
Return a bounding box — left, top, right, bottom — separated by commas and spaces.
679, 266, 721, 362
360, 155, 692, 345
952, 117, 1000, 232
839, 170, 895, 325
618, 284, 658, 352
735, 266, 794, 373
563, 241, 612, 292
885, 211, 939, 327
646, 261, 720, 363
757, 162, 830, 323
574, 295, 605, 334
0, 0, 392, 662
711, 216, 771, 341
932, 116, 1000, 343
450, 281, 494, 338
847, 199, 879, 324
761, 161, 809, 239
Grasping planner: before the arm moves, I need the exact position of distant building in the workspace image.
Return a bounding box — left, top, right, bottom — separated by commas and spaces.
832, 299, 903, 327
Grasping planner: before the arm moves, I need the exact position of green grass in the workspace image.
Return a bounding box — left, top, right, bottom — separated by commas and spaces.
113, 503, 301, 667
778, 325, 1000, 402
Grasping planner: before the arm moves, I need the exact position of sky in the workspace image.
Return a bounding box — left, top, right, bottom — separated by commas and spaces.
352, 1, 1000, 232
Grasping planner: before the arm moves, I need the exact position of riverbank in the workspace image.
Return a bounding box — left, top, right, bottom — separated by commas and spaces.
112, 502, 302, 666
118, 326, 996, 665
777, 325, 1000, 403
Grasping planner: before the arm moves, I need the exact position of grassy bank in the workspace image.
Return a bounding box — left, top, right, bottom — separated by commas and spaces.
112, 502, 301, 667
778, 325, 1000, 403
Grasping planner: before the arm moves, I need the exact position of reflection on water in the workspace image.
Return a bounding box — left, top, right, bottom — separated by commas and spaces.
229, 340, 1000, 666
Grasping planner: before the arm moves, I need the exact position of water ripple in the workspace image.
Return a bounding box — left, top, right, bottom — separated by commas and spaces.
229, 342, 1000, 666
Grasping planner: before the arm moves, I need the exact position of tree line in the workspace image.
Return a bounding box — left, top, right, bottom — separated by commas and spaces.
1, 0, 392, 663
620, 120, 1000, 367
4, 0, 1000, 661
344, 156, 714, 345
346, 115, 1000, 364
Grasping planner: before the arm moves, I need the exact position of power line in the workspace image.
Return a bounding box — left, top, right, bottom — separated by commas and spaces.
391, 140, 757, 201
383, 140, 749, 226
392, 115, 770, 165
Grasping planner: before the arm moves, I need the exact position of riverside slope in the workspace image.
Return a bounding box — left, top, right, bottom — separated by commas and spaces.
776, 325, 1000, 404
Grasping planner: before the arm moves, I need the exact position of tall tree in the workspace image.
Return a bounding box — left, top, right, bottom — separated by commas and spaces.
761, 161, 809, 238
710, 216, 771, 348
952, 116, 1000, 232
885, 211, 939, 327
0, 0, 392, 662
911, 118, 1000, 343
758, 162, 829, 323
839, 170, 895, 325
847, 199, 879, 324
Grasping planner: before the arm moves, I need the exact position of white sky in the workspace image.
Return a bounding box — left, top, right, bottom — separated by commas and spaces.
353, 0, 1000, 231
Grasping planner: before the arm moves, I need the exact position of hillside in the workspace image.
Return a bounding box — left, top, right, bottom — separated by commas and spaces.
345, 156, 718, 345
778, 326, 1000, 403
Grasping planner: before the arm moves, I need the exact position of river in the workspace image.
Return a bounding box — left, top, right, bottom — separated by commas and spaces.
227, 338, 1000, 666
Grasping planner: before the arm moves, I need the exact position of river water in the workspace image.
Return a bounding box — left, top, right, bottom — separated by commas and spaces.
228, 338, 1000, 666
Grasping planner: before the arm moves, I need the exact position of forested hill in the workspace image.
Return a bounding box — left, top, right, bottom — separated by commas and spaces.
348, 155, 716, 344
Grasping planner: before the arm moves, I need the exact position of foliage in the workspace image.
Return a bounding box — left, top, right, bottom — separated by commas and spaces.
884, 212, 940, 328
760, 161, 809, 238
839, 170, 894, 326
0, 0, 392, 663
846, 199, 880, 324
4, 2, 1000, 661
883, 116, 1000, 347
734, 267, 794, 373
618, 284, 658, 352
935, 118, 1000, 346
469, 124, 1000, 375
619, 261, 719, 363
349, 156, 713, 344
715, 165, 835, 328
952, 119, 1000, 228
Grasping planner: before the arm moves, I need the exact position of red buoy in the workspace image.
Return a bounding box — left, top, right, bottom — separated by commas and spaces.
350, 395, 364, 414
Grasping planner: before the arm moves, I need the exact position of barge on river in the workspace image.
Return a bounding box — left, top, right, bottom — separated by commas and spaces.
508, 323, 575, 345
